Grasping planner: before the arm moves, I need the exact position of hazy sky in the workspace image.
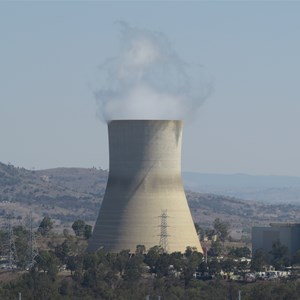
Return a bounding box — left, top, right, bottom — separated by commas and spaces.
1, 1, 300, 176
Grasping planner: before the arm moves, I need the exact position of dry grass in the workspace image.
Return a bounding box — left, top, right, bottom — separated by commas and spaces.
0, 270, 24, 284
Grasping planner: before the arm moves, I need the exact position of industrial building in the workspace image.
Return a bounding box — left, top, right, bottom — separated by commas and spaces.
87, 120, 203, 254
252, 223, 300, 260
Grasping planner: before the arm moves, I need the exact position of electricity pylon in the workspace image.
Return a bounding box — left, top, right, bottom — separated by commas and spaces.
26, 211, 38, 269
158, 210, 169, 253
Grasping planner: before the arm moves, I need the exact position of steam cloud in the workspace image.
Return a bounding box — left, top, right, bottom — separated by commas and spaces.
95, 22, 212, 122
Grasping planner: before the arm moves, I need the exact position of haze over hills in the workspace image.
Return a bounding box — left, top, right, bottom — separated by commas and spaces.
183, 172, 300, 204
1, 162, 300, 239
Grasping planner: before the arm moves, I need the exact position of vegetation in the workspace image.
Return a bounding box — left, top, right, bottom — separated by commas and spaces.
1, 241, 300, 299
228, 246, 251, 258
213, 218, 230, 242
1, 219, 300, 299
72, 220, 92, 239
1, 162, 300, 242
269, 240, 290, 269
37, 216, 54, 236
2, 162, 300, 298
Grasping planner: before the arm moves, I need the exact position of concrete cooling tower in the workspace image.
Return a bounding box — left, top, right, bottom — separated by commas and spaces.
87, 120, 203, 254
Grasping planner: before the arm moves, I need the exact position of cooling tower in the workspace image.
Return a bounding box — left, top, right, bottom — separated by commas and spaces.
87, 120, 203, 254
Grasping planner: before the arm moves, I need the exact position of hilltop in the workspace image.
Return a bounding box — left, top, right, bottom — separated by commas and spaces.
0, 162, 106, 228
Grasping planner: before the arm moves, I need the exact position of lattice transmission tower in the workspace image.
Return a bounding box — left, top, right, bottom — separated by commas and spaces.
158, 210, 169, 253
2, 215, 18, 270
25, 212, 38, 269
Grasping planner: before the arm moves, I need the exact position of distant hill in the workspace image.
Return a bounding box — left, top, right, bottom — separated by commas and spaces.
0, 162, 107, 228
183, 172, 300, 204
183, 172, 300, 188
1, 162, 300, 239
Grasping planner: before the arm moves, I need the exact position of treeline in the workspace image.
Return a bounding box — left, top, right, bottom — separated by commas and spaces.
1, 245, 300, 300
1, 217, 300, 299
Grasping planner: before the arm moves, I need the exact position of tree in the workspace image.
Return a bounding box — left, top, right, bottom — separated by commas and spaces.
55, 239, 71, 264
198, 261, 208, 275
124, 254, 145, 281
72, 220, 86, 236
72, 220, 92, 239
221, 259, 236, 273
156, 253, 171, 277
115, 249, 130, 276
84, 224, 92, 239
213, 218, 230, 242
66, 255, 77, 275
17, 268, 61, 300
251, 249, 268, 271
169, 251, 184, 272
208, 240, 224, 257
144, 246, 161, 273
207, 258, 221, 275
236, 260, 249, 271
228, 246, 251, 258
270, 240, 289, 270
194, 223, 205, 241
13, 225, 30, 268
35, 250, 59, 280
37, 216, 53, 236
135, 244, 146, 255
183, 247, 203, 285
205, 228, 216, 241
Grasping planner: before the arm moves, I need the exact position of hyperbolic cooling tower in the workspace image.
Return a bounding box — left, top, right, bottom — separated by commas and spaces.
87, 120, 203, 253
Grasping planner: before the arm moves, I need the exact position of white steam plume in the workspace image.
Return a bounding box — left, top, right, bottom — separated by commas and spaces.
95, 22, 212, 122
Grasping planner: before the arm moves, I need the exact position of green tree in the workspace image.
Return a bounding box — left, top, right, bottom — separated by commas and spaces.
207, 258, 221, 275
72, 219, 86, 236
82, 252, 99, 270
213, 218, 230, 242
208, 240, 224, 256
37, 216, 53, 236
236, 260, 249, 271
198, 261, 208, 275
270, 240, 289, 270
247, 282, 274, 300
19, 268, 61, 300
124, 254, 145, 281
156, 253, 171, 277
66, 255, 77, 275
221, 258, 236, 273
194, 223, 205, 241
115, 249, 130, 276
169, 251, 184, 273
228, 246, 251, 258
55, 239, 71, 264
183, 247, 203, 285
35, 250, 59, 280
251, 249, 268, 271
135, 244, 146, 255
72, 219, 92, 239
205, 228, 216, 241
84, 224, 92, 239
144, 245, 161, 273
0, 229, 7, 256
13, 225, 30, 268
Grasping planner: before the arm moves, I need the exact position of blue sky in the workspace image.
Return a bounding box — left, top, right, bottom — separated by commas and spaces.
1, 1, 300, 176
